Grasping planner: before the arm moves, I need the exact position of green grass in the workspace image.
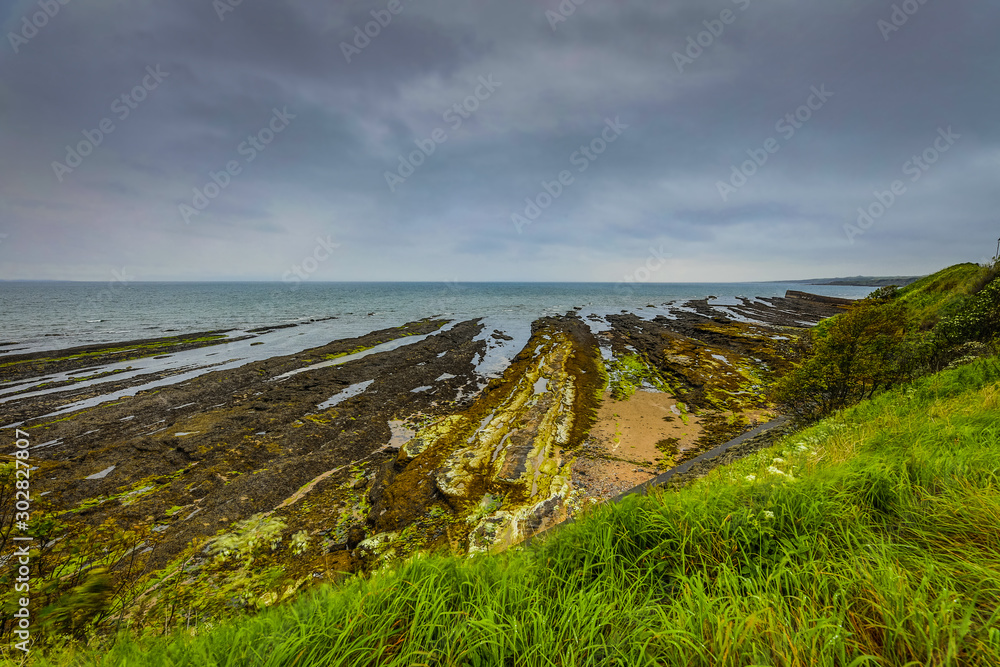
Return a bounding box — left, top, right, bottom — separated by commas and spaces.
810, 263, 987, 340
895, 262, 988, 329
27, 354, 1000, 666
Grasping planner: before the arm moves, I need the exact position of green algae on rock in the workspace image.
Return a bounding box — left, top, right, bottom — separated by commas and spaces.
368, 315, 604, 559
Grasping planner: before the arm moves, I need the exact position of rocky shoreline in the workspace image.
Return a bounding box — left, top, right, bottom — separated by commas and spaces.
0, 291, 851, 626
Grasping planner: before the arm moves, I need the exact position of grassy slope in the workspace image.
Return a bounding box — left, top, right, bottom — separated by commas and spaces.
810, 262, 989, 343
34, 354, 1000, 666
895, 262, 987, 328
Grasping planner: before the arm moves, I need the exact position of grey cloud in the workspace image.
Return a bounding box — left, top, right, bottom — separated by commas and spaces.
0, 0, 996, 281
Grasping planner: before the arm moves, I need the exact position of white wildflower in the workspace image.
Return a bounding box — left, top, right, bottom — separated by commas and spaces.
762, 511, 774, 520
744, 474, 757, 482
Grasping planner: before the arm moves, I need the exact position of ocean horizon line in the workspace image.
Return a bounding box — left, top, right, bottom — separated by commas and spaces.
0, 278, 882, 285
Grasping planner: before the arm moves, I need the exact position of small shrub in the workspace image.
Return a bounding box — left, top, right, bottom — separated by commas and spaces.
934, 277, 1000, 344
39, 568, 113, 640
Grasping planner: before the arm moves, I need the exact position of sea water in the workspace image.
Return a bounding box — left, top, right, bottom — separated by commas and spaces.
0, 281, 873, 420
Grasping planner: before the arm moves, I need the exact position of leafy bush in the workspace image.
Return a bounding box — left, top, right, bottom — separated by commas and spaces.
0, 506, 152, 649
775, 266, 1000, 419
39, 568, 114, 640
773, 296, 907, 419
934, 277, 1000, 344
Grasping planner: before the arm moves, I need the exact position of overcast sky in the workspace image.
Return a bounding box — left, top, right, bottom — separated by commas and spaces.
0, 0, 997, 282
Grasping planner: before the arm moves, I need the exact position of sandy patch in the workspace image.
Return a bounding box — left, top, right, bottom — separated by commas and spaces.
567, 394, 778, 509
566, 389, 706, 506
589, 389, 702, 465
570, 456, 655, 502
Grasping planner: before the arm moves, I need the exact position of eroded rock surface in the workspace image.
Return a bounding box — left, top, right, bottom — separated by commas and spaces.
365, 315, 603, 558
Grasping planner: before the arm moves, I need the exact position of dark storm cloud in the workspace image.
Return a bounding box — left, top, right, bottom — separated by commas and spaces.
0, 0, 997, 281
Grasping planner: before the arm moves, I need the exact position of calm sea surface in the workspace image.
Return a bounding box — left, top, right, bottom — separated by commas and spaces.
0, 282, 877, 421
0, 281, 874, 355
